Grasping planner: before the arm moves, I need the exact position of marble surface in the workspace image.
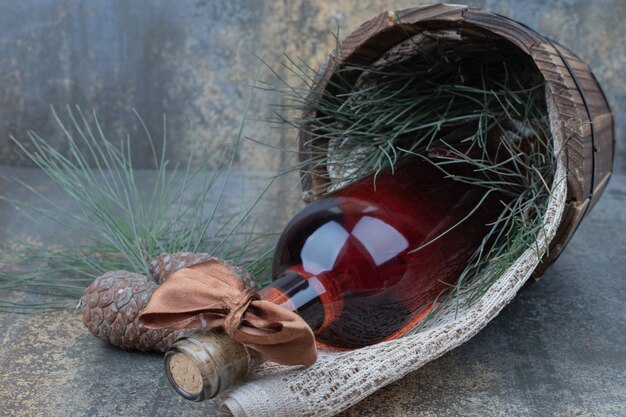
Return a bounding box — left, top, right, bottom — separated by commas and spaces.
0, 0, 623, 174
0, 168, 624, 417
0, 1, 624, 416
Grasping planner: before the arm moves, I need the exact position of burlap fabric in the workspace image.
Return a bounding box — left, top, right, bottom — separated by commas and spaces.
217, 92, 567, 417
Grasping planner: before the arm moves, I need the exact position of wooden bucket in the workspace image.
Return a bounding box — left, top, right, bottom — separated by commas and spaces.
297, 3, 614, 281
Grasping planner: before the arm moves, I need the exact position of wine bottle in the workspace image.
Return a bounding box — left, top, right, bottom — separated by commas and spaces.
262, 158, 503, 349
164, 157, 505, 400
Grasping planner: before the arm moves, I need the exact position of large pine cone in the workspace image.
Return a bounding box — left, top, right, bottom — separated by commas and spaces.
81, 270, 184, 351
81, 253, 260, 351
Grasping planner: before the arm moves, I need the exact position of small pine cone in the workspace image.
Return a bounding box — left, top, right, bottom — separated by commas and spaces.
149, 252, 261, 291
81, 270, 185, 352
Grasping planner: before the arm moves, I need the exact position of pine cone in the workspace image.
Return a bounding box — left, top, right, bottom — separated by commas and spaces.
149, 252, 261, 290
82, 253, 261, 351
81, 270, 185, 351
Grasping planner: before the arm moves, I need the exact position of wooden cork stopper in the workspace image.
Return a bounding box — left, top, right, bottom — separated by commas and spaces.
167, 352, 203, 396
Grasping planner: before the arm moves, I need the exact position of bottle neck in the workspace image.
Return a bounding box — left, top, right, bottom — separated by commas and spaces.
259, 271, 329, 332
164, 330, 263, 401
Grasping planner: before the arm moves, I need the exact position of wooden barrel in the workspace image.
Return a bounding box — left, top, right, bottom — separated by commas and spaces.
297, 3, 614, 281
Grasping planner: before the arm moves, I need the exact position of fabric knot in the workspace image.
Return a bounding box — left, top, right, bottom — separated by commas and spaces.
223, 288, 259, 337
138, 258, 317, 367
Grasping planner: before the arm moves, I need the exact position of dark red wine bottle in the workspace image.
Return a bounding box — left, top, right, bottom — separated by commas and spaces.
163, 158, 507, 401
259, 159, 504, 349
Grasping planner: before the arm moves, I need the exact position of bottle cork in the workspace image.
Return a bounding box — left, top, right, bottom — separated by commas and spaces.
164, 330, 263, 401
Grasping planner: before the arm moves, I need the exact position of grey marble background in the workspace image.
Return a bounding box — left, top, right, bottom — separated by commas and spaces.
1, 167, 625, 417
0, 0, 623, 174
0, 2, 624, 417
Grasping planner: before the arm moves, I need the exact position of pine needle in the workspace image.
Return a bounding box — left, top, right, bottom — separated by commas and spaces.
0, 99, 276, 312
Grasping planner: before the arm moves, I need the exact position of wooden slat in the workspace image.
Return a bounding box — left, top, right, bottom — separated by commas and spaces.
587, 173, 611, 213
552, 47, 615, 209
592, 113, 615, 181
338, 10, 399, 65
531, 43, 594, 202
342, 4, 467, 67
550, 43, 614, 211
462, 9, 543, 53
395, 3, 467, 23
589, 113, 615, 213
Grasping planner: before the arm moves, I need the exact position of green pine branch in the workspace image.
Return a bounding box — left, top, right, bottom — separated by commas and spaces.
0, 100, 276, 312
